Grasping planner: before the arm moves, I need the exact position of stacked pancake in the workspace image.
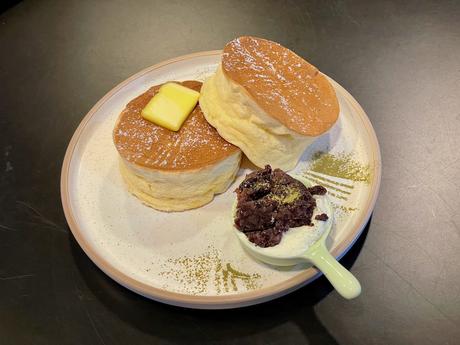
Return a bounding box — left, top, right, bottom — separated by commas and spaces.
113, 81, 241, 212
200, 36, 339, 170
113, 37, 339, 212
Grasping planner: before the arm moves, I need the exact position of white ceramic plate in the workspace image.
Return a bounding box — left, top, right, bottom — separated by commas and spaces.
61, 51, 381, 309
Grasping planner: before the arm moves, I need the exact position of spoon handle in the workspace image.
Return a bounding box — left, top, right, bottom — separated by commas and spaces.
304, 243, 361, 299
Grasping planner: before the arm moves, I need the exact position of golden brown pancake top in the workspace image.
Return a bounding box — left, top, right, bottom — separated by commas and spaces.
113, 81, 240, 171
222, 36, 339, 136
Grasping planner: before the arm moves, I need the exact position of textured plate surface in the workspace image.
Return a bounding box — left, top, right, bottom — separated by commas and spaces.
61, 51, 381, 309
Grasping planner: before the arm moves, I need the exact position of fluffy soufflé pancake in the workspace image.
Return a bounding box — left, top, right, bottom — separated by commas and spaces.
113, 81, 239, 171
222, 36, 339, 136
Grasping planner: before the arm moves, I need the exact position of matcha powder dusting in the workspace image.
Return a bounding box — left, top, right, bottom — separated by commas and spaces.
309, 151, 371, 184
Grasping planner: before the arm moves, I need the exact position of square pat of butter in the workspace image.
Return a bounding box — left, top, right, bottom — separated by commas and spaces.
141, 83, 200, 131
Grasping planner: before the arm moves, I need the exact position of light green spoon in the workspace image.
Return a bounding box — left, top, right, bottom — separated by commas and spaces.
233, 175, 361, 299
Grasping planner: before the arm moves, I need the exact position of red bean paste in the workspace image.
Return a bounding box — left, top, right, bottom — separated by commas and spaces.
234, 165, 327, 248
315, 213, 329, 221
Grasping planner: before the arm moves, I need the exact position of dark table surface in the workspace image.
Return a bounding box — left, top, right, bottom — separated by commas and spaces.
1, 0, 460, 344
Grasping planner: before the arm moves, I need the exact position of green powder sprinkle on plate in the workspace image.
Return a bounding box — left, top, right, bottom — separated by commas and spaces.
331, 202, 359, 214
309, 151, 371, 184
160, 247, 261, 294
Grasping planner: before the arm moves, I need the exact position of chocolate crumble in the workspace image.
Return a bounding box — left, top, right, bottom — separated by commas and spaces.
234, 165, 328, 248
